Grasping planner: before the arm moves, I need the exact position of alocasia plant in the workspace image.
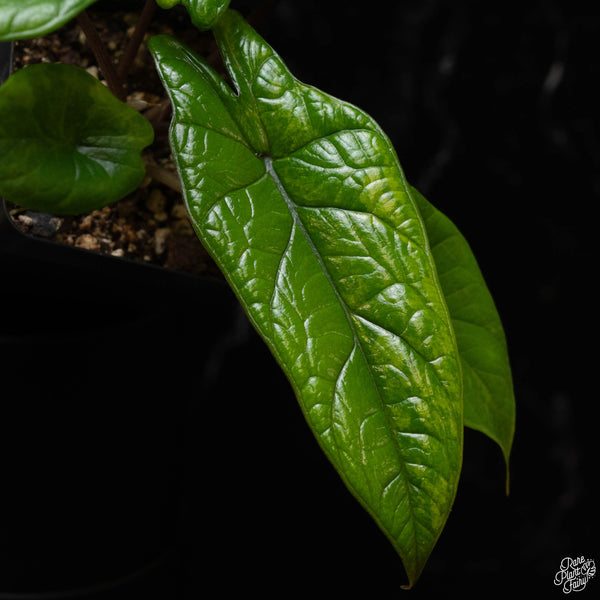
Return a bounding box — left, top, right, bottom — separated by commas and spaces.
148, 9, 515, 587
0, 0, 515, 588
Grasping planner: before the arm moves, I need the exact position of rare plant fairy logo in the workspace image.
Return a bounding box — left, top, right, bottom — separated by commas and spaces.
554, 556, 596, 593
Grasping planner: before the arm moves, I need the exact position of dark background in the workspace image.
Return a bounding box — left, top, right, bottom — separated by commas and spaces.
1, 0, 598, 598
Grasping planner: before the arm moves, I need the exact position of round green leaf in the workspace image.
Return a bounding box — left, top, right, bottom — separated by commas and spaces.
0, 0, 98, 41
0, 63, 154, 215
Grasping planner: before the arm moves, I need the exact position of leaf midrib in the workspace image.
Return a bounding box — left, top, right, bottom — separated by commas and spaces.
264, 155, 422, 551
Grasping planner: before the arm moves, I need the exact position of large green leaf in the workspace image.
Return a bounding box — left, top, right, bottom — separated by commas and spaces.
413, 187, 515, 484
0, 0, 97, 41
155, 0, 231, 30
0, 63, 154, 214
149, 10, 463, 587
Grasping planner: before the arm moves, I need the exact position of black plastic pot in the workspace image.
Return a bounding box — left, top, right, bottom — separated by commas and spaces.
0, 278, 242, 598
0, 36, 243, 598
0, 193, 218, 308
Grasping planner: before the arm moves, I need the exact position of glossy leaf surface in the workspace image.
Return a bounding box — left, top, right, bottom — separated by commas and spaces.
0, 0, 97, 41
155, 0, 231, 29
414, 187, 515, 476
0, 63, 154, 214
150, 11, 463, 587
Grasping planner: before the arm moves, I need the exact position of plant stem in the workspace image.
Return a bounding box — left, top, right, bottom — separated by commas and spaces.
117, 0, 157, 80
143, 98, 171, 126
77, 11, 125, 100
144, 158, 182, 193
